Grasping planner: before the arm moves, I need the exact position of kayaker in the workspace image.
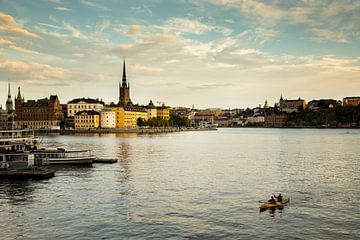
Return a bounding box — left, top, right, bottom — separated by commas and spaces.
276, 194, 283, 202
268, 196, 276, 204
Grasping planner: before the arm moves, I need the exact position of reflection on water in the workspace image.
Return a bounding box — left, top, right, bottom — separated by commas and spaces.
1, 129, 360, 239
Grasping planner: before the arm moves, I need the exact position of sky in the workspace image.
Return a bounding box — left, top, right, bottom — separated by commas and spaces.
0, 0, 359, 109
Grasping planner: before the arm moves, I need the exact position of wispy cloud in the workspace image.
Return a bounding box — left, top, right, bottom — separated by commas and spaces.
81, 0, 110, 11
55, 7, 71, 11
188, 83, 235, 90
311, 28, 350, 44
0, 12, 41, 39
130, 5, 152, 16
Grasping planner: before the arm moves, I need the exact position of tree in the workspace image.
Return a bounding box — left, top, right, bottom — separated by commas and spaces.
137, 117, 146, 127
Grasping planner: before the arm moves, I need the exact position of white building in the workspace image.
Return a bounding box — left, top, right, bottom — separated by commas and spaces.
100, 108, 116, 128
67, 98, 104, 117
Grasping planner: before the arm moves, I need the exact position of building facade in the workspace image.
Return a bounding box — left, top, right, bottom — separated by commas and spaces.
279, 96, 306, 113
74, 110, 100, 129
156, 106, 170, 120
100, 108, 116, 128
147, 100, 157, 119
67, 98, 104, 117
112, 106, 147, 128
343, 97, 360, 107
15, 93, 64, 130
265, 114, 288, 127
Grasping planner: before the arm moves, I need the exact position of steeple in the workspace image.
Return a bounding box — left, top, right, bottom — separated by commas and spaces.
16, 86, 22, 100
119, 58, 131, 105
8, 81, 11, 98
6, 81, 13, 111
122, 58, 127, 87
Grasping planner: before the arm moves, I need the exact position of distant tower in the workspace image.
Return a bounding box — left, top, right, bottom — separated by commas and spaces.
15, 86, 24, 110
119, 59, 131, 105
6, 81, 13, 111
264, 99, 269, 109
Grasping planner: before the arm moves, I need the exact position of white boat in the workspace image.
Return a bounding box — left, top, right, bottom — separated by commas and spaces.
32, 148, 95, 165
0, 129, 36, 170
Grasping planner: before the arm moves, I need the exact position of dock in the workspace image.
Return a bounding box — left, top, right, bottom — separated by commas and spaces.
0, 168, 55, 180
93, 158, 118, 164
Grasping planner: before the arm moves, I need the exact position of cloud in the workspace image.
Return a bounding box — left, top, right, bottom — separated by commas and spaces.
81, 0, 110, 11
311, 28, 350, 44
0, 12, 41, 39
0, 57, 67, 82
163, 18, 215, 36
0, 37, 40, 54
131, 65, 163, 73
63, 23, 85, 38
55, 7, 71, 11
130, 5, 152, 16
188, 83, 235, 90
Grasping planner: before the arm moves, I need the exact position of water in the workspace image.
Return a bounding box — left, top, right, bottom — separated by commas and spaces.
1, 128, 359, 239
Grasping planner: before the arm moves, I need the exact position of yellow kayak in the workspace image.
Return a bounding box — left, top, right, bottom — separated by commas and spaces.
259, 198, 290, 210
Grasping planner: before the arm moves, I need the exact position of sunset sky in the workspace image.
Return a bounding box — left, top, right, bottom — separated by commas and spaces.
0, 0, 359, 108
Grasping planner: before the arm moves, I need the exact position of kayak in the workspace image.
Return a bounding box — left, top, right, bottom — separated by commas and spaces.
259, 198, 290, 210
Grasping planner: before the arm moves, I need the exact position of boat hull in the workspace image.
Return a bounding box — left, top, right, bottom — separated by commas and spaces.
259, 198, 290, 210
46, 156, 95, 165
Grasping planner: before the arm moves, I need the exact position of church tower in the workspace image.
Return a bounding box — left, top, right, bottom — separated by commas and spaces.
15, 86, 24, 108
119, 59, 131, 105
6, 82, 13, 111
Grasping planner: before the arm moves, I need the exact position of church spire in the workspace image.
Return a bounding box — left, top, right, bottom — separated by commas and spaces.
16, 86, 22, 100
122, 58, 127, 87
7, 81, 11, 98
6, 81, 13, 111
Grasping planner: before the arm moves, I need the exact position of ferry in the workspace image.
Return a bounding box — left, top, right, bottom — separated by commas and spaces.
32, 148, 95, 165
1, 129, 94, 166
0, 129, 36, 170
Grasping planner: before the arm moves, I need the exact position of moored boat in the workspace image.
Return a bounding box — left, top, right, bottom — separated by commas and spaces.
32, 148, 95, 165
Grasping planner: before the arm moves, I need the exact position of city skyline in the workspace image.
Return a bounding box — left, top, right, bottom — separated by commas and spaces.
0, 0, 359, 108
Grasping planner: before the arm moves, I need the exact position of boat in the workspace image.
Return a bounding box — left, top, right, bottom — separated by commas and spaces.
0, 129, 36, 170
259, 198, 290, 210
32, 148, 95, 165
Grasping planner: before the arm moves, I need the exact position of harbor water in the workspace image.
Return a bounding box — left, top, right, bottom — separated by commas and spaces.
1, 128, 359, 239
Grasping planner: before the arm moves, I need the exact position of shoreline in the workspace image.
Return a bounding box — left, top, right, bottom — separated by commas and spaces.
34, 127, 217, 135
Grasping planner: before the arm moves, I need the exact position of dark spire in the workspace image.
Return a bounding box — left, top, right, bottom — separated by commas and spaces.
16, 86, 22, 100
7, 81, 11, 98
122, 58, 127, 87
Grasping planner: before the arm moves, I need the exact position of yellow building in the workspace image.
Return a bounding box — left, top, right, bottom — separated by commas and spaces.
156, 106, 170, 120
112, 106, 147, 128
74, 110, 100, 129
343, 97, 360, 107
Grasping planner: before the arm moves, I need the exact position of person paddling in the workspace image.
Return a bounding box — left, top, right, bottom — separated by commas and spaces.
274, 193, 283, 202
268, 196, 276, 204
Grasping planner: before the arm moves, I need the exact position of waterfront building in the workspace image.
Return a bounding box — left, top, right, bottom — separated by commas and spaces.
112, 105, 147, 128
67, 98, 104, 117
0, 108, 9, 130
15, 93, 64, 130
308, 99, 340, 111
74, 110, 100, 129
156, 105, 170, 120
147, 100, 157, 119
247, 115, 265, 125
264, 114, 288, 127
119, 59, 132, 106
100, 108, 116, 128
343, 97, 360, 107
279, 96, 306, 113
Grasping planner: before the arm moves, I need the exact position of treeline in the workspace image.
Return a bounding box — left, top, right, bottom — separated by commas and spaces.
137, 114, 190, 127
285, 106, 360, 127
